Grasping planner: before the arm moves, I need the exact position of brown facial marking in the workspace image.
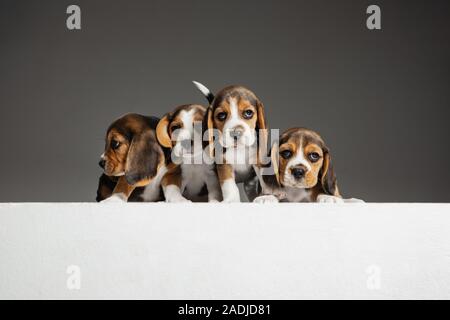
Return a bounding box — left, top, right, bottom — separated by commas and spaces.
169, 120, 183, 132
303, 143, 324, 188
238, 99, 257, 129
103, 128, 129, 176
212, 104, 229, 133
277, 140, 297, 186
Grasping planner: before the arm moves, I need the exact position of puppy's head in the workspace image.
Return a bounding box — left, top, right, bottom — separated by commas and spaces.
156, 104, 206, 159
271, 128, 338, 195
99, 113, 164, 186
204, 86, 267, 150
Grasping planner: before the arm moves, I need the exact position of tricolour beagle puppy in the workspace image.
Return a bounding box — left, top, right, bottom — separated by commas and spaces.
97, 113, 168, 202
254, 127, 344, 203
193, 81, 268, 202
156, 104, 222, 202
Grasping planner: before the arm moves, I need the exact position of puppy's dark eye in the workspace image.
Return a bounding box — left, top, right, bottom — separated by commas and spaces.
171, 124, 182, 132
217, 112, 227, 121
243, 109, 254, 119
280, 150, 292, 159
111, 140, 120, 150
308, 152, 320, 162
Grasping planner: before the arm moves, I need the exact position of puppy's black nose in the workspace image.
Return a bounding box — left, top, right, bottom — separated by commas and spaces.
98, 159, 106, 169
291, 167, 305, 179
230, 127, 244, 140
180, 139, 192, 149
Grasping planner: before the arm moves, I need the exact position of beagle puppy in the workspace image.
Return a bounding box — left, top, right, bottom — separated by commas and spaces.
193, 81, 267, 202
98, 113, 168, 202
254, 127, 344, 203
156, 104, 222, 202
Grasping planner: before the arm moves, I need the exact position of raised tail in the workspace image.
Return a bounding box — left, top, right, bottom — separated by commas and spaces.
192, 81, 214, 104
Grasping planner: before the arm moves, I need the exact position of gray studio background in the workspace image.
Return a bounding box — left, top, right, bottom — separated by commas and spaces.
0, 0, 449, 202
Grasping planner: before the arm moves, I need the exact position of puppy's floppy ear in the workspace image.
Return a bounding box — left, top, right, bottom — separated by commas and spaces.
96, 174, 116, 202
256, 100, 267, 132
203, 106, 215, 158
156, 115, 172, 148
270, 141, 280, 185
320, 149, 339, 196
256, 101, 268, 165
125, 130, 161, 186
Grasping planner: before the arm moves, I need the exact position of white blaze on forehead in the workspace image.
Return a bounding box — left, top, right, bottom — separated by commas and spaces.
223, 97, 247, 130
175, 109, 196, 141
286, 139, 311, 171
180, 109, 195, 132
180, 108, 195, 129
229, 98, 239, 122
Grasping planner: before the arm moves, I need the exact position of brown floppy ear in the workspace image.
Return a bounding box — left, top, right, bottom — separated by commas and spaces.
270, 142, 280, 185
203, 107, 215, 158
320, 149, 339, 196
96, 174, 116, 202
156, 115, 172, 148
125, 130, 161, 186
256, 101, 268, 166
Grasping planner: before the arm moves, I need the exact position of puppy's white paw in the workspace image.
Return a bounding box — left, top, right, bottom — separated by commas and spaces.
220, 180, 241, 202
222, 197, 241, 203
253, 195, 279, 203
208, 199, 220, 203
100, 193, 127, 203
166, 196, 192, 203
222, 193, 241, 203
316, 194, 345, 203
345, 198, 365, 203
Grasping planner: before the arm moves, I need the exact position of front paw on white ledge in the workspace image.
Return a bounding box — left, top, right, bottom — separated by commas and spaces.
221, 194, 241, 203
253, 195, 279, 203
100, 193, 127, 203
316, 194, 345, 203
165, 196, 192, 203
344, 198, 365, 203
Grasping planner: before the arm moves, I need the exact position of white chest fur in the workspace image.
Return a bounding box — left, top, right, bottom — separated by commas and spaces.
224, 145, 257, 177
284, 187, 313, 202
181, 163, 214, 196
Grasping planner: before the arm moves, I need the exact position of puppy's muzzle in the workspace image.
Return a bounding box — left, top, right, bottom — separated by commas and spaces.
180, 139, 192, 150
229, 126, 244, 141
291, 165, 306, 180
98, 159, 106, 169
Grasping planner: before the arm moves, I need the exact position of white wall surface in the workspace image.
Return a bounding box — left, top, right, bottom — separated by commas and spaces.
0, 203, 450, 299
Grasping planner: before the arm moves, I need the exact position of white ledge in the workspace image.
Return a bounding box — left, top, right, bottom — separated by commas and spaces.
1, 203, 450, 299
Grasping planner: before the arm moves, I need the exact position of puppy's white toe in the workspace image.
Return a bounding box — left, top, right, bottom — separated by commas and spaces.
166, 196, 192, 203
222, 195, 241, 203
253, 195, 279, 203
100, 193, 127, 203
345, 198, 365, 203
316, 194, 344, 203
